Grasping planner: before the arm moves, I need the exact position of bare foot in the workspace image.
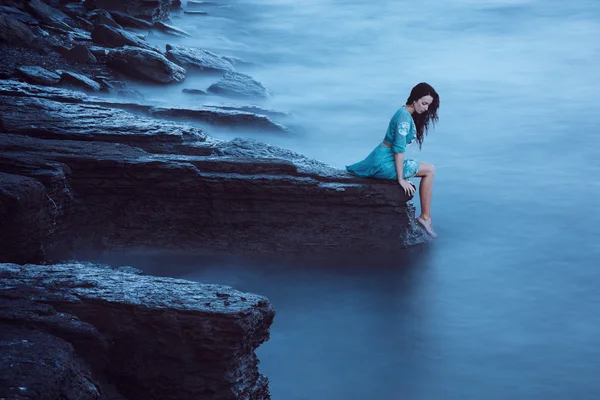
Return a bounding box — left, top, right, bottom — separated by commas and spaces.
417, 216, 438, 238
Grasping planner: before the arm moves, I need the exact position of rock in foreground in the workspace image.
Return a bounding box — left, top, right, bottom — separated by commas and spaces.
0, 262, 275, 400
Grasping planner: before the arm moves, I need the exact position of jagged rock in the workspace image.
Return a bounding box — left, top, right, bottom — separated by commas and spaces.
15, 66, 61, 85
109, 10, 153, 29
67, 28, 93, 42
152, 20, 191, 37
106, 46, 186, 83
166, 44, 235, 72
221, 54, 255, 67
91, 24, 156, 52
58, 70, 101, 92
85, 0, 172, 22
0, 262, 275, 400
64, 44, 98, 63
0, 97, 206, 154
87, 8, 122, 29
73, 15, 94, 31
202, 103, 292, 118
0, 14, 38, 48
148, 106, 287, 132
88, 45, 108, 57
26, 0, 72, 30
208, 72, 271, 99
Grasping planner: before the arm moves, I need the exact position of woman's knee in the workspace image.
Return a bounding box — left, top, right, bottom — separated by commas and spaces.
418, 162, 435, 177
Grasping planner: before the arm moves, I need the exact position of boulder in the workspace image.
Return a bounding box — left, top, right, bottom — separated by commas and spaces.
25, 0, 72, 30
109, 10, 153, 29
15, 66, 61, 85
58, 70, 102, 92
0, 262, 275, 400
91, 24, 157, 52
208, 72, 271, 99
87, 8, 122, 29
64, 44, 98, 63
106, 46, 186, 83
166, 44, 235, 72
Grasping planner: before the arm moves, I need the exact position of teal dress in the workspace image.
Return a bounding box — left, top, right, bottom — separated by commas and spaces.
346, 107, 420, 180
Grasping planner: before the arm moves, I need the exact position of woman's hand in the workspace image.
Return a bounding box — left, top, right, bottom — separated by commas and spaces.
399, 178, 416, 196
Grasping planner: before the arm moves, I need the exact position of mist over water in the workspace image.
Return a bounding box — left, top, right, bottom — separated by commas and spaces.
95, 0, 600, 398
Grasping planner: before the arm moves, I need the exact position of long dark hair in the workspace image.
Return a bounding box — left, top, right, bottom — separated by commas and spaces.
406, 82, 440, 148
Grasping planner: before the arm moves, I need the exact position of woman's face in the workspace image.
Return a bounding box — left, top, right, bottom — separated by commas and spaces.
414, 95, 434, 114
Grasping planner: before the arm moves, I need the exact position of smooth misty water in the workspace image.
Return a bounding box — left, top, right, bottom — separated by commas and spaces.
102, 0, 600, 398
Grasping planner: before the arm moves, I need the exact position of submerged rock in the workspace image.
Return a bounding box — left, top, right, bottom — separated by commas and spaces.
166, 44, 235, 72
0, 262, 275, 400
208, 71, 271, 99
152, 20, 192, 37
106, 46, 186, 83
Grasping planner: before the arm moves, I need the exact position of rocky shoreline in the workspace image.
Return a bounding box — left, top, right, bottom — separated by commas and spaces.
0, 0, 429, 398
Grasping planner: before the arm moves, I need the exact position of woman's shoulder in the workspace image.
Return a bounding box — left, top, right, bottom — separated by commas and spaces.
393, 106, 411, 120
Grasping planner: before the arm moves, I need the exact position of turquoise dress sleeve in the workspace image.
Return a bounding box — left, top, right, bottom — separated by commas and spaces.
391, 112, 412, 153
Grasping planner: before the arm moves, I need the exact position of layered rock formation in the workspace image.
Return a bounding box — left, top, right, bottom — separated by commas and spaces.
0, 0, 430, 398
0, 262, 275, 400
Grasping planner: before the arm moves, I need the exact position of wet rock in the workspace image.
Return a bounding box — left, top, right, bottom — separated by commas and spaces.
58, 70, 101, 92
64, 44, 98, 64
91, 24, 156, 52
87, 8, 122, 29
208, 72, 271, 99
85, 0, 172, 22
152, 20, 191, 37
0, 262, 274, 400
0, 95, 206, 154
15, 66, 61, 85
26, 0, 73, 31
109, 10, 153, 29
0, 14, 38, 48
106, 46, 186, 83
166, 44, 235, 72
148, 105, 287, 132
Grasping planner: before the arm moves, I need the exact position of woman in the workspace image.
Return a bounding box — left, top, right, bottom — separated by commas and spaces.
346, 82, 440, 238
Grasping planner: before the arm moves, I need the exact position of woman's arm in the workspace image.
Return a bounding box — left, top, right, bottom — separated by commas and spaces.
394, 152, 415, 196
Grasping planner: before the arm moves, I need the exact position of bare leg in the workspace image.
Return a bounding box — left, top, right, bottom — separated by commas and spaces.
415, 162, 437, 238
